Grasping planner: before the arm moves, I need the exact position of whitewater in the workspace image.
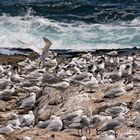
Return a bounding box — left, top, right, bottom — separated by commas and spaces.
0, 0, 140, 54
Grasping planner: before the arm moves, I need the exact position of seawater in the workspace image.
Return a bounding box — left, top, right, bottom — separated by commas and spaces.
0, 0, 140, 54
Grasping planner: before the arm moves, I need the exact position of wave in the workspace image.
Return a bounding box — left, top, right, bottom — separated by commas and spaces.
0, 13, 140, 54
0, 0, 140, 23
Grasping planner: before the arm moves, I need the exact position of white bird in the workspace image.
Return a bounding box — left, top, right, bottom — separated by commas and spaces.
107, 51, 118, 56
64, 109, 84, 126
96, 130, 116, 140
0, 124, 14, 134
132, 99, 140, 113
10, 66, 22, 83
118, 63, 132, 77
44, 79, 70, 93
19, 92, 36, 108
19, 111, 35, 127
81, 136, 87, 140
105, 103, 129, 117
39, 37, 52, 62
23, 86, 41, 93
104, 86, 126, 98
99, 113, 125, 133
0, 76, 12, 90
22, 136, 32, 140
18, 58, 31, 67
78, 75, 98, 92
90, 114, 112, 134
68, 115, 90, 136
43, 57, 57, 69
0, 85, 15, 100
45, 115, 63, 132
6, 113, 20, 127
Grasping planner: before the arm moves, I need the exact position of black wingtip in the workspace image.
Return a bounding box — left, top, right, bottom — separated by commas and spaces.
43, 37, 52, 45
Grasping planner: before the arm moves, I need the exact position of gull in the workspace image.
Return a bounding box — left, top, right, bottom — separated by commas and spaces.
57, 67, 72, 78
0, 124, 15, 134
132, 99, 140, 113
36, 120, 51, 128
122, 78, 134, 91
43, 57, 57, 69
64, 109, 84, 124
133, 116, 140, 129
41, 71, 58, 84
18, 92, 36, 108
18, 79, 39, 87
6, 113, 20, 127
22, 136, 32, 140
39, 37, 52, 62
107, 51, 118, 56
99, 113, 125, 133
81, 136, 87, 140
105, 103, 129, 117
90, 114, 112, 134
81, 53, 92, 60
96, 130, 116, 140
18, 58, 31, 67
10, 65, 22, 83
0, 75, 12, 90
68, 115, 90, 136
19, 111, 35, 127
45, 115, 63, 132
78, 75, 98, 92
23, 86, 41, 94
23, 60, 38, 71
43, 79, 70, 93
22, 68, 45, 79
104, 86, 126, 98
68, 72, 93, 82
118, 63, 132, 78
0, 65, 4, 74
96, 59, 105, 71
0, 85, 15, 100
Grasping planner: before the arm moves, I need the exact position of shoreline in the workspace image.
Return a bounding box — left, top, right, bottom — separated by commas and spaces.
0, 47, 140, 64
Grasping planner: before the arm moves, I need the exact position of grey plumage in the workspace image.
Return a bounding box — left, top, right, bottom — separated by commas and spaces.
104, 87, 126, 98
45, 115, 63, 132
19, 111, 35, 127
99, 113, 125, 132
19, 92, 36, 108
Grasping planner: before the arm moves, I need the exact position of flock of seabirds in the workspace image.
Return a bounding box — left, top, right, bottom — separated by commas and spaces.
0, 37, 140, 140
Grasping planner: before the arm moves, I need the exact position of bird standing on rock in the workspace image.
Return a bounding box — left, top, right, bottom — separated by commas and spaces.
19, 92, 36, 109
45, 115, 63, 132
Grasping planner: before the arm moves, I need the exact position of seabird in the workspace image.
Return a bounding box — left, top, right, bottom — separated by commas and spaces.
132, 99, 140, 113
99, 113, 125, 133
0, 85, 15, 100
6, 113, 20, 127
10, 65, 22, 83
39, 37, 52, 62
104, 86, 126, 98
96, 130, 116, 140
19, 111, 35, 127
19, 92, 36, 108
68, 115, 90, 136
45, 115, 63, 132
0, 124, 15, 134
22, 136, 32, 140
105, 103, 129, 117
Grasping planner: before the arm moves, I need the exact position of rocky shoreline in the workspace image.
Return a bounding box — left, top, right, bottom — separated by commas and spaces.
0, 49, 140, 140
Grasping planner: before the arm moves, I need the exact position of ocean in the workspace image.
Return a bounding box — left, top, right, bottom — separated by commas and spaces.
0, 0, 140, 54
